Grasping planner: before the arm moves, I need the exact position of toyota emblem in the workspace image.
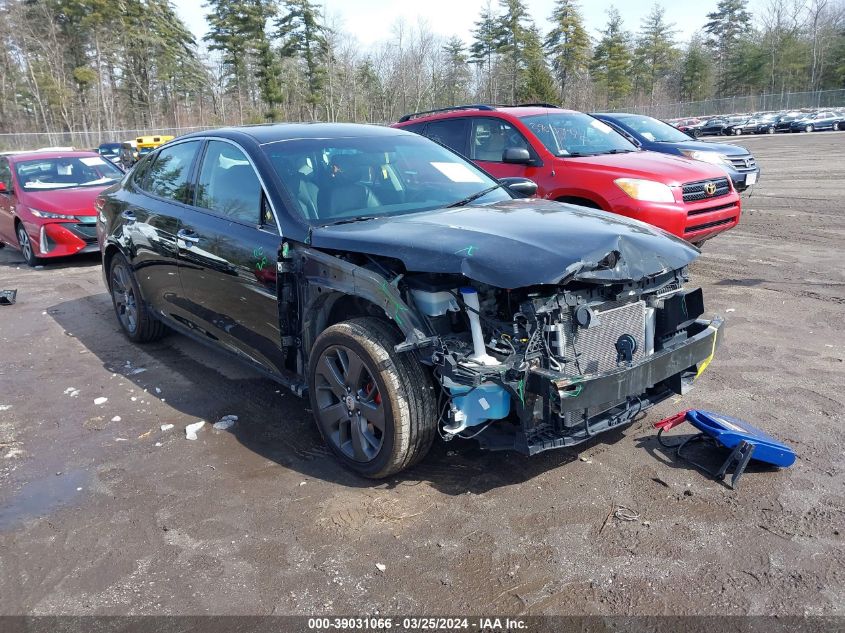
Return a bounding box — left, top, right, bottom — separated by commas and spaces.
704, 181, 717, 195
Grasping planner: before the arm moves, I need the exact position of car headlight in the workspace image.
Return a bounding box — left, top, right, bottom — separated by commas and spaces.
614, 178, 675, 203
30, 208, 77, 220
679, 150, 732, 167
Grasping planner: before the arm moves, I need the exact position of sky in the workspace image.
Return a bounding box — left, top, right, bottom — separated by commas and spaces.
173, 0, 720, 49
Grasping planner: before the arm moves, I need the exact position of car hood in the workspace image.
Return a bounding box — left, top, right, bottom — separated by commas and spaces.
310, 198, 699, 288
654, 140, 750, 156
557, 150, 727, 186
21, 186, 111, 215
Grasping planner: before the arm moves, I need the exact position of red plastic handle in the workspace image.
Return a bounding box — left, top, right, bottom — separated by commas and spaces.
653, 409, 691, 431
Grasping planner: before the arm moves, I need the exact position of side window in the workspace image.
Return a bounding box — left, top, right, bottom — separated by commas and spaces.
401, 122, 427, 135
0, 158, 11, 190
146, 141, 200, 202
470, 118, 530, 162
195, 140, 263, 225
423, 118, 469, 155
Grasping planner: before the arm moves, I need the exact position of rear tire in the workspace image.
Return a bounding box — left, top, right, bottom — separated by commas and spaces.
805, 124, 813, 133
308, 317, 437, 478
108, 253, 166, 343
734, 128, 742, 135
16, 222, 40, 267
767, 127, 775, 134
834, 122, 840, 131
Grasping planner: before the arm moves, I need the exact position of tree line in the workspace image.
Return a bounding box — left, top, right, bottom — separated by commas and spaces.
0, 0, 843, 145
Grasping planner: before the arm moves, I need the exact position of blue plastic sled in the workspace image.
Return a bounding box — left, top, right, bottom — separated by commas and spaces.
654, 409, 796, 488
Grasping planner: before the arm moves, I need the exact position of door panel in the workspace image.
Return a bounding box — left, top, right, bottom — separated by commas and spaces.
0, 158, 14, 243
176, 140, 284, 372
123, 141, 202, 321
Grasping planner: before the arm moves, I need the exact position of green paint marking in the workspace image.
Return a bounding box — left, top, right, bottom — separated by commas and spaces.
253, 246, 267, 271
517, 379, 525, 406
281, 242, 290, 258
455, 245, 476, 257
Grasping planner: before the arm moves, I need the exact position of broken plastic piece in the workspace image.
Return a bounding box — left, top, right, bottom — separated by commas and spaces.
0, 289, 17, 306
185, 421, 205, 440
213, 415, 238, 431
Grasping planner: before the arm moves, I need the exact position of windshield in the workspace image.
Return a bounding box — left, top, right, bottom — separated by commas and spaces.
263, 134, 511, 225
14, 155, 123, 191
521, 112, 637, 157
615, 115, 691, 143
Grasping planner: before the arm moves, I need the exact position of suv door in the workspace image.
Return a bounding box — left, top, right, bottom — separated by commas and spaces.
468, 118, 547, 193
177, 139, 285, 372
123, 140, 202, 322
0, 157, 14, 244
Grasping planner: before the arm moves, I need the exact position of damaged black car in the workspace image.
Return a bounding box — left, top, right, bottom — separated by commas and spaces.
96, 123, 723, 478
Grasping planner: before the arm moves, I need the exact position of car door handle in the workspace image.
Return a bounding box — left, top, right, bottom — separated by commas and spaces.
177, 229, 200, 245
121, 210, 137, 222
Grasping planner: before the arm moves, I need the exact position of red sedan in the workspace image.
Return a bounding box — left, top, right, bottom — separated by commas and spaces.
0, 151, 124, 266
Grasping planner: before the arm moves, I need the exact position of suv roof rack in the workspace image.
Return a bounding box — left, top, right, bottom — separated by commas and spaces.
514, 102, 561, 109
397, 104, 497, 123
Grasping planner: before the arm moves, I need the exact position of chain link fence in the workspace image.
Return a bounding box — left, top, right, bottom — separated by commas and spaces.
3, 90, 845, 151
625, 89, 845, 120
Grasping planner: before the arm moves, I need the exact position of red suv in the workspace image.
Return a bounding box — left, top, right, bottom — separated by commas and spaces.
393, 105, 741, 244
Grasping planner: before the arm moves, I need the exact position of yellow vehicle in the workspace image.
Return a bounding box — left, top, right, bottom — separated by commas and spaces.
135, 134, 174, 157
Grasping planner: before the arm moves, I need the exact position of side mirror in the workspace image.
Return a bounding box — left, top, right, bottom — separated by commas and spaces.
0, 182, 7, 194
499, 177, 538, 198
502, 147, 532, 165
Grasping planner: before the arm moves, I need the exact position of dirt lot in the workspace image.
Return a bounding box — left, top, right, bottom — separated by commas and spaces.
0, 132, 843, 617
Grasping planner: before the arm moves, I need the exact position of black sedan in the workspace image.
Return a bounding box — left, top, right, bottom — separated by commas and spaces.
95, 123, 724, 477
697, 117, 746, 136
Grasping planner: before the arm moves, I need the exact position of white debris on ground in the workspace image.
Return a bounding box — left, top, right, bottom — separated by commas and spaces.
185, 421, 205, 440
64, 387, 80, 398
160, 424, 174, 432
0, 405, 11, 411
111, 416, 122, 422
375, 563, 386, 572
4, 447, 24, 459
213, 415, 238, 431
94, 397, 108, 406
155, 388, 161, 394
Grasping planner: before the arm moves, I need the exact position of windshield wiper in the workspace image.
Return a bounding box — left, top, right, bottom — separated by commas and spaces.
446, 184, 503, 208
320, 215, 381, 227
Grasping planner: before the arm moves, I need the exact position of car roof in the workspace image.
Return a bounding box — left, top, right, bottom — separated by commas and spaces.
180, 122, 410, 145
397, 104, 577, 123
8, 150, 99, 161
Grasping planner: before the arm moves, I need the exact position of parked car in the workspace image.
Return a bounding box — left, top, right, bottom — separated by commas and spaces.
96, 123, 724, 477
673, 118, 705, 137
135, 134, 174, 158
724, 113, 777, 135
98, 142, 124, 165
393, 105, 741, 245
0, 151, 125, 265
696, 117, 745, 136
789, 111, 843, 132
592, 113, 760, 192
774, 112, 805, 132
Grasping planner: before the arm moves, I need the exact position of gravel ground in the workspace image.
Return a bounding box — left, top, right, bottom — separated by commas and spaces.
0, 132, 843, 617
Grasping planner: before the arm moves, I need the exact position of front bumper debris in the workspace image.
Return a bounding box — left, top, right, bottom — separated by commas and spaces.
478, 317, 724, 455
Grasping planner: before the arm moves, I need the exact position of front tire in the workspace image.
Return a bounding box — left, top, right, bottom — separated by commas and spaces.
805, 124, 813, 133
16, 222, 39, 267
108, 253, 166, 343
767, 126, 775, 134
833, 122, 840, 131
734, 128, 742, 135
308, 317, 437, 478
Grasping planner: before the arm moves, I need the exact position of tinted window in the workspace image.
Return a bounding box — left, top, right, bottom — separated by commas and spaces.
401, 122, 427, 135
146, 141, 199, 202
422, 118, 469, 155
470, 118, 530, 162
195, 140, 263, 225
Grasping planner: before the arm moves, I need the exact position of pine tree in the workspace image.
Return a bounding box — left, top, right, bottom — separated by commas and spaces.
591, 6, 632, 107
495, 0, 532, 104
442, 36, 470, 106
679, 35, 713, 102
469, 3, 502, 102
703, 0, 752, 96
632, 3, 678, 105
520, 25, 557, 103
276, 0, 329, 120
545, 0, 590, 101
